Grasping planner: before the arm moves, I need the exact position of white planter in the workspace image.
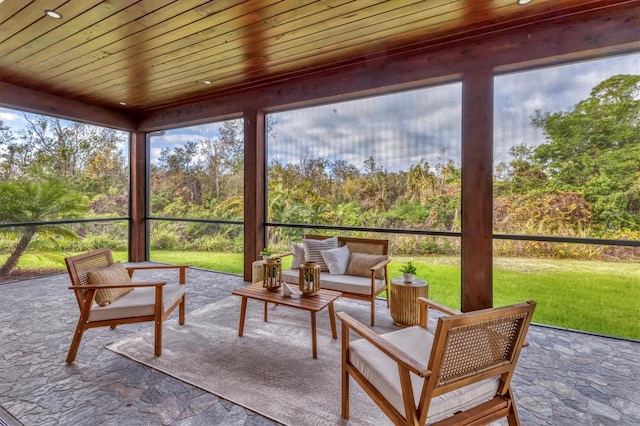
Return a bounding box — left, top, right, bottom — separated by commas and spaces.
402, 272, 413, 283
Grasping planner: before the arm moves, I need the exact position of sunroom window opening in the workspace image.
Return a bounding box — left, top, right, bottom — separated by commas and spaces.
492, 53, 640, 340
0, 106, 130, 281
265, 83, 463, 244
147, 119, 245, 273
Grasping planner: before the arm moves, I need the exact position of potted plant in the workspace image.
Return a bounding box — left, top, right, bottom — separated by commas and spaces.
260, 247, 273, 260
399, 261, 417, 283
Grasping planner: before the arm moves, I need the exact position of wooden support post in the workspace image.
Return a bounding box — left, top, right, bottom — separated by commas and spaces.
129, 131, 147, 262
461, 67, 494, 312
244, 110, 266, 282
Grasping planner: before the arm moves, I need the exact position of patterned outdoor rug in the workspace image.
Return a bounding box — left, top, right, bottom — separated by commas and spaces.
106, 295, 398, 426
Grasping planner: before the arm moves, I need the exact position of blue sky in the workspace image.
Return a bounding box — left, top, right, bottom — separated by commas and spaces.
2, 53, 638, 174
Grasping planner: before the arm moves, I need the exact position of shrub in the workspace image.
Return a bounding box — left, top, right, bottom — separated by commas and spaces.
67, 234, 127, 251
150, 230, 181, 250
187, 234, 234, 252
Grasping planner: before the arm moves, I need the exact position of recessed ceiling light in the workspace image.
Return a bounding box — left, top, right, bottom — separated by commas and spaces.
120, 102, 127, 106
45, 10, 63, 19
517, 0, 532, 5
203, 80, 212, 85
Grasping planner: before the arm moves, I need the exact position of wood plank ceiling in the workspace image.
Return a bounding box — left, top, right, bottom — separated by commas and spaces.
0, 0, 633, 115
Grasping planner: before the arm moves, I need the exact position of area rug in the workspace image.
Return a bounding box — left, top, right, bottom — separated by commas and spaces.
106, 296, 399, 425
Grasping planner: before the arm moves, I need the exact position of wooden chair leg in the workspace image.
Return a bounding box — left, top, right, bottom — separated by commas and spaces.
179, 296, 186, 325
341, 320, 351, 420
506, 389, 521, 426
67, 299, 94, 363
154, 319, 162, 356
370, 299, 376, 327
66, 323, 86, 363
342, 368, 350, 419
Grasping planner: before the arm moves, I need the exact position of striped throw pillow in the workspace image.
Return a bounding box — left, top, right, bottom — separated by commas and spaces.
303, 237, 338, 271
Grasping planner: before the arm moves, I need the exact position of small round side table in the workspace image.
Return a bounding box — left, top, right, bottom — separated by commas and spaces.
390, 277, 428, 327
252, 260, 265, 283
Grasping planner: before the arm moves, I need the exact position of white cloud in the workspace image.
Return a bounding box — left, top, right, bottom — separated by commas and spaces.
269, 83, 463, 173
0, 108, 29, 129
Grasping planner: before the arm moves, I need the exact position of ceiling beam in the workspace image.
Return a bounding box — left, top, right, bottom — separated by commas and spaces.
0, 81, 137, 131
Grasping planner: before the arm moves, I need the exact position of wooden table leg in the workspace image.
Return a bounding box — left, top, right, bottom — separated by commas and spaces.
238, 297, 247, 336
329, 301, 337, 339
264, 301, 268, 322
311, 311, 317, 359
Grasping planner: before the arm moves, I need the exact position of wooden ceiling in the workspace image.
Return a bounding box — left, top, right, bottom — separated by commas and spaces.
0, 0, 635, 115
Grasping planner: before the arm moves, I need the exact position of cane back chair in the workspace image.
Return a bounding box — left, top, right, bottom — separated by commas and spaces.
65, 248, 187, 363
338, 298, 536, 425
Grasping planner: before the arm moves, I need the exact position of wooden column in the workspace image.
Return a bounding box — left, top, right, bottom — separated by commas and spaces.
461, 68, 493, 312
129, 131, 147, 262
244, 110, 266, 282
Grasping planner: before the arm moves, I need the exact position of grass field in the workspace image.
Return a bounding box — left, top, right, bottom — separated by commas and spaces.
123, 252, 640, 340
5, 251, 639, 340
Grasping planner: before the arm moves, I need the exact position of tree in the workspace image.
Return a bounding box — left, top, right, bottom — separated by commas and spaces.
531, 74, 640, 231
156, 141, 202, 206
1, 115, 129, 216
0, 178, 87, 276
494, 144, 547, 195
15, 116, 125, 182
200, 119, 244, 199
0, 120, 18, 180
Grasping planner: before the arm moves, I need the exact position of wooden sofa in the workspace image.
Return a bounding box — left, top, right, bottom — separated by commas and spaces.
278, 234, 390, 326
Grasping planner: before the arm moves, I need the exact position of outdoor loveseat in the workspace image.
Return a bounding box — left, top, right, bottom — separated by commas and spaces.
278, 234, 390, 326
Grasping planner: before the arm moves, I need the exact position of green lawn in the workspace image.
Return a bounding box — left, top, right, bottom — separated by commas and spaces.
5, 251, 639, 340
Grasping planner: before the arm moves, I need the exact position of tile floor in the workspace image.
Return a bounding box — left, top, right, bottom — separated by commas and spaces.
0, 266, 638, 425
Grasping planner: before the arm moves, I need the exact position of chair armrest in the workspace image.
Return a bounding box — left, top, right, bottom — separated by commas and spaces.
337, 312, 430, 378
126, 264, 187, 271
272, 251, 293, 259
126, 264, 188, 284
370, 257, 391, 272
417, 297, 461, 315
69, 281, 167, 291
369, 258, 391, 286
417, 297, 460, 328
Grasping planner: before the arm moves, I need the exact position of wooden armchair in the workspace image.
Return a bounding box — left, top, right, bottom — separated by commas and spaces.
64, 248, 188, 363
337, 298, 536, 425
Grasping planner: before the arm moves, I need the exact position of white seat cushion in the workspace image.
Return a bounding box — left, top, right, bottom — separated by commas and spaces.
349, 326, 500, 423
281, 269, 385, 295
89, 284, 185, 322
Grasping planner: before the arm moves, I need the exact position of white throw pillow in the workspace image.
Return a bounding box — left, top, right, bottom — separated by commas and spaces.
303, 237, 338, 271
291, 242, 305, 269
321, 245, 350, 275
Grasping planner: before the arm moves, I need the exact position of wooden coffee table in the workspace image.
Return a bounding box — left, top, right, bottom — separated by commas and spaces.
232, 282, 341, 358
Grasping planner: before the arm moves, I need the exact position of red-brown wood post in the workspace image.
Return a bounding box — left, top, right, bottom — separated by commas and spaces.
244, 110, 266, 282
461, 67, 493, 312
129, 131, 147, 262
